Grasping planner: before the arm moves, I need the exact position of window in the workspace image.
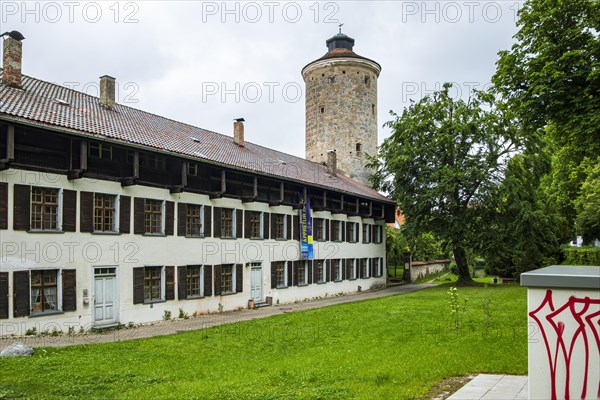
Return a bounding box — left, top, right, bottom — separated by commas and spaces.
346, 259, 357, 280
331, 259, 342, 281
144, 266, 163, 302
361, 259, 370, 279
94, 193, 118, 232
356, 143, 362, 155
313, 218, 325, 241
274, 261, 287, 288
374, 258, 383, 277
348, 222, 358, 242
274, 214, 287, 240
364, 76, 370, 87
30, 270, 58, 313
315, 260, 325, 283
332, 220, 343, 241
248, 211, 264, 239
144, 199, 164, 234
186, 265, 203, 298
221, 264, 235, 294
372, 104, 375, 116
298, 261, 309, 285
186, 204, 204, 237
89, 143, 112, 160
187, 162, 198, 176
373, 225, 383, 244
320, 107, 325, 114
363, 224, 371, 244
128, 151, 165, 169
221, 208, 234, 238
31, 187, 60, 231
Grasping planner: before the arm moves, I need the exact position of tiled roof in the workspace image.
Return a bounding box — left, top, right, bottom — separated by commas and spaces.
0, 71, 393, 204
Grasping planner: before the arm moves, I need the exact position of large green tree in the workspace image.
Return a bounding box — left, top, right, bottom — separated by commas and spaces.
493, 0, 600, 235
371, 84, 523, 283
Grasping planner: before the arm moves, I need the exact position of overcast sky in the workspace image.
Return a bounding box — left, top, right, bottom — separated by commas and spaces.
2, 0, 521, 158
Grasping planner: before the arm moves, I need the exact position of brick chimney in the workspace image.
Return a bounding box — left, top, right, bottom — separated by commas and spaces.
99, 75, 116, 109
2, 31, 25, 88
234, 118, 244, 147
327, 149, 337, 175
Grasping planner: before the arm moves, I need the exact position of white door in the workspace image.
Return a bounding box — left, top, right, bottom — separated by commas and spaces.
250, 266, 263, 302
94, 267, 118, 326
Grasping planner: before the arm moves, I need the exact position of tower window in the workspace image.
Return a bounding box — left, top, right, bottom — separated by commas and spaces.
365, 76, 370, 87
372, 104, 375, 116
321, 73, 325, 77
329, 76, 335, 84
342, 70, 346, 74
356, 143, 362, 155
320, 107, 325, 114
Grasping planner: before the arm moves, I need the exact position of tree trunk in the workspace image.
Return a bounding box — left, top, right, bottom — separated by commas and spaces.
453, 246, 473, 284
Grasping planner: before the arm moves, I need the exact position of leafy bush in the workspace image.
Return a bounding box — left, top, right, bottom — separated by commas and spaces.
562, 246, 600, 266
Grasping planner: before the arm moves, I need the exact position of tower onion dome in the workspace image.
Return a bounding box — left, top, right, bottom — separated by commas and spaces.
302, 32, 381, 75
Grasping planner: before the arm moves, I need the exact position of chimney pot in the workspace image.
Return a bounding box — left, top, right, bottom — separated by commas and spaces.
234, 119, 244, 147
327, 149, 337, 175
99, 75, 116, 110
2, 32, 24, 88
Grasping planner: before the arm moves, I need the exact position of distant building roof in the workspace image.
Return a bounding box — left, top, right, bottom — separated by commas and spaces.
0, 70, 393, 204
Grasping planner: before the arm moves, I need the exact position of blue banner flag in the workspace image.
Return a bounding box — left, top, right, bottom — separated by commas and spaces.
299, 194, 314, 260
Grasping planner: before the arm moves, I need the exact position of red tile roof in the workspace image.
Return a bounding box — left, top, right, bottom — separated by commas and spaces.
0, 71, 393, 204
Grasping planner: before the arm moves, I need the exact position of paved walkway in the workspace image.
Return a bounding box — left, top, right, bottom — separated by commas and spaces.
0, 283, 434, 348
447, 374, 528, 400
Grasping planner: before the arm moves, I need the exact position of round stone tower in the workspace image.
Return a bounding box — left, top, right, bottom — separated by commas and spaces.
302, 31, 381, 186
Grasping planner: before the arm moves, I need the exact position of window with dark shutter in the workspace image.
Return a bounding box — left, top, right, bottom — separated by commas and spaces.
120, 196, 131, 234
213, 207, 222, 238
165, 266, 175, 300
132, 267, 144, 304
0, 182, 8, 230
204, 206, 212, 237
286, 215, 292, 240
341, 259, 346, 280
204, 265, 213, 296
325, 219, 330, 241
213, 265, 222, 295
287, 261, 293, 287
13, 184, 30, 231
264, 213, 270, 239
307, 260, 313, 284
165, 202, 174, 236
0, 272, 8, 319
80, 191, 93, 232
236, 210, 243, 238
177, 266, 187, 300
293, 215, 299, 241
177, 203, 187, 236
271, 262, 277, 289
62, 190, 77, 232
13, 270, 30, 317
62, 269, 77, 311
236, 264, 243, 293
133, 198, 145, 235
292, 261, 299, 286
326, 259, 331, 282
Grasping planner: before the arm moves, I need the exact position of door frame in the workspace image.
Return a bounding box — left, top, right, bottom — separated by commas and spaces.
92, 265, 120, 327
250, 263, 264, 302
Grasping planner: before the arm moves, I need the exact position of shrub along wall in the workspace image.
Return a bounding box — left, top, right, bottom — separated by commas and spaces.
562, 246, 600, 266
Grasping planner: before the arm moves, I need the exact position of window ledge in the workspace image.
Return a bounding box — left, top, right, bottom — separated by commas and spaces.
334, 279, 343, 283
143, 299, 166, 305
219, 291, 236, 296
92, 231, 121, 236
185, 295, 206, 300
27, 230, 64, 234
348, 278, 358, 281
142, 233, 166, 237
317, 281, 327, 285
185, 235, 206, 239
220, 236, 237, 240
276, 285, 289, 289
249, 237, 264, 240
298, 283, 309, 287
29, 310, 65, 318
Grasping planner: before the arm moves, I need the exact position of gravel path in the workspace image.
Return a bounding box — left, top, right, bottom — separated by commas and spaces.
0, 284, 435, 349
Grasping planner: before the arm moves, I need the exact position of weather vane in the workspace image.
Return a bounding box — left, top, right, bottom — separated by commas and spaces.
338, 23, 344, 34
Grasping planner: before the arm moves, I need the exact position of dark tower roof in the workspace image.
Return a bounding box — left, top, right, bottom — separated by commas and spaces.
302, 31, 381, 74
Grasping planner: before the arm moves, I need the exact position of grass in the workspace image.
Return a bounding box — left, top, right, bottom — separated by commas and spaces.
0, 285, 527, 399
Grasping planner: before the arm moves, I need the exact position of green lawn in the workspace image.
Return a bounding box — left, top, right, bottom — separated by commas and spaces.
0, 285, 528, 399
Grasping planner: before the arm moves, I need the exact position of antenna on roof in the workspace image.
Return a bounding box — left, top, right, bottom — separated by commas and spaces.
338, 23, 344, 34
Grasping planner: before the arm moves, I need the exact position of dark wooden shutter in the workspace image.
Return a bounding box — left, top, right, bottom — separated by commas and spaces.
236, 264, 243, 293
80, 191, 93, 232
293, 215, 299, 240
133, 267, 144, 304
345, 259, 352, 280
165, 202, 174, 236
120, 195, 131, 234
213, 265, 222, 295
292, 261, 299, 286
264, 212, 270, 239
236, 209, 243, 239
371, 225, 376, 243
326, 259, 331, 282
204, 265, 212, 296
286, 215, 292, 240
325, 219, 330, 241
270, 214, 277, 239
0, 272, 8, 319
62, 269, 77, 312
213, 207, 221, 238
244, 210, 251, 238
287, 261, 293, 287
345, 222, 351, 243
13, 270, 29, 317
165, 266, 175, 300
177, 203, 187, 236
62, 189, 77, 232
177, 266, 187, 300
341, 221, 346, 242
204, 206, 212, 237
271, 262, 277, 289
13, 184, 30, 231
0, 182, 8, 230
371, 258, 377, 277
341, 259, 346, 280
133, 198, 145, 235
307, 260, 313, 284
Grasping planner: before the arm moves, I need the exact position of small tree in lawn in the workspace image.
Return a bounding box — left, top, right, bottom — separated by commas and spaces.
370, 84, 523, 284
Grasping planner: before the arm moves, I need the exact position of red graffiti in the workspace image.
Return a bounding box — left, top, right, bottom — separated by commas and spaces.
529, 290, 600, 400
